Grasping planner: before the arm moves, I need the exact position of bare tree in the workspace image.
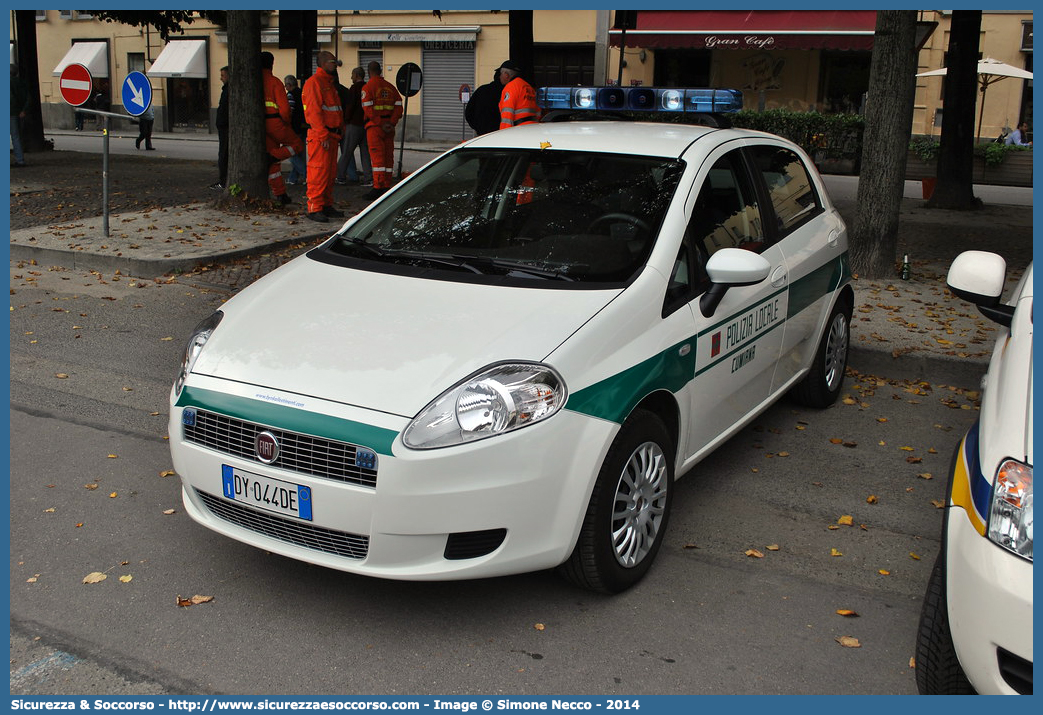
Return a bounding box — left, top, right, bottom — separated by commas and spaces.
849, 11, 918, 279
218, 10, 269, 206
927, 10, 982, 210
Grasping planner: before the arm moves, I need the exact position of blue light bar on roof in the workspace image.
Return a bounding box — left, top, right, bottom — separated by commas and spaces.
536, 86, 743, 113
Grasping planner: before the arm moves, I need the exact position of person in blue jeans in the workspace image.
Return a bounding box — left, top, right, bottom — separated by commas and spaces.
10, 63, 30, 167
284, 74, 308, 185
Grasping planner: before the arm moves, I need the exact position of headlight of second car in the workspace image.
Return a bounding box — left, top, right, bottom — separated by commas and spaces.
174, 311, 223, 396
987, 459, 1033, 561
403, 362, 566, 450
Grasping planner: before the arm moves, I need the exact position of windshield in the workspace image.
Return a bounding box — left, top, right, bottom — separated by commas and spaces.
317, 148, 684, 285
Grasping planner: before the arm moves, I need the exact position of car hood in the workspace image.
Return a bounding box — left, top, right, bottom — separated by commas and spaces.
191, 256, 620, 418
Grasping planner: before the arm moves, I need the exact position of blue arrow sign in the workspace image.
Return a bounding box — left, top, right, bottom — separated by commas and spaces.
122, 71, 152, 116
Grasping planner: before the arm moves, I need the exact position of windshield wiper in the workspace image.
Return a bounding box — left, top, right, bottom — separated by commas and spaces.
453, 255, 577, 281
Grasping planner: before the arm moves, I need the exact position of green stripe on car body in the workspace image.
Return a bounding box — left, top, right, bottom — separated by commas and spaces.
566, 254, 849, 424
175, 386, 399, 455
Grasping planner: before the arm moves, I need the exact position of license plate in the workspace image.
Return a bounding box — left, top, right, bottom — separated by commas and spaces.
221, 465, 312, 521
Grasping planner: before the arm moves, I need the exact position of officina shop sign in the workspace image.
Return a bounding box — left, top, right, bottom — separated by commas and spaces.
704, 35, 777, 49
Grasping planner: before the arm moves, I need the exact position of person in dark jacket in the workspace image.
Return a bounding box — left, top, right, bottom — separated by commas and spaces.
464, 69, 502, 136
211, 66, 229, 190
336, 66, 372, 185
135, 104, 155, 150
10, 63, 31, 166
284, 74, 308, 184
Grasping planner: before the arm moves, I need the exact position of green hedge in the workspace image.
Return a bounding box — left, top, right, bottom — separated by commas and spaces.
908, 136, 1032, 166
729, 110, 865, 162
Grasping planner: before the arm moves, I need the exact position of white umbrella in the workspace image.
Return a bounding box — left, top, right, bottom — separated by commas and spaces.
917, 57, 1034, 141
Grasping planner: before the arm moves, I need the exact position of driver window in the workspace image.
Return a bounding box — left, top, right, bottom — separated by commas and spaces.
687, 153, 765, 257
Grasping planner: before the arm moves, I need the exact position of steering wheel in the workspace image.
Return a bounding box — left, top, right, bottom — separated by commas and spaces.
588, 212, 651, 234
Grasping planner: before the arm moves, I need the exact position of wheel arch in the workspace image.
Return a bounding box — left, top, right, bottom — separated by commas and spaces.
628, 389, 681, 462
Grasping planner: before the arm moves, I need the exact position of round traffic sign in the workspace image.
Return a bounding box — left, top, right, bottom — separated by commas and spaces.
122, 71, 153, 116
60, 63, 93, 107
396, 62, 423, 98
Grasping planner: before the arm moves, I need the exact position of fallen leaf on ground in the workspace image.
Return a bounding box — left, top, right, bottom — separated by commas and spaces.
766, 544, 780, 551
83, 572, 107, 584
831, 548, 843, 557
836, 609, 860, 617
909, 552, 921, 561
745, 549, 765, 558
176, 594, 214, 607
163, 509, 176, 515
119, 575, 133, 583
534, 623, 545, 631
837, 515, 854, 526
878, 569, 891, 576
836, 636, 862, 648
867, 495, 878, 504
918, 473, 933, 480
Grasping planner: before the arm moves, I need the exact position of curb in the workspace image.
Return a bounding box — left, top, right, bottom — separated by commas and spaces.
9, 232, 331, 280
848, 345, 986, 390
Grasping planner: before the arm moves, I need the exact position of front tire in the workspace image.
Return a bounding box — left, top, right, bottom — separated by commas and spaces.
791, 295, 851, 407
915, 554, 976, 694
559, 409, 674, 593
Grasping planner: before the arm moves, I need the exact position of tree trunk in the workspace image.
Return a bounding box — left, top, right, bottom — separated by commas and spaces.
14, 10, 49, 153
849, 11, 918, 279
218, 10, 269, 207
927, 10, 982, 210
508, 10, 535, 82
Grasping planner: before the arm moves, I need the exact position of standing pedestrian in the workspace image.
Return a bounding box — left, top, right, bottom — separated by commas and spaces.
284, 74, 308, 185
361, 60, 403, 200
302, 50, 345, 222
135, 104, 155, 150
10, 63, 30, 167
336, 66, 372, 186
497, 60, 539, 129
464, 69, 502, 136
210, 66, 229, 190
260, 51, 305, 206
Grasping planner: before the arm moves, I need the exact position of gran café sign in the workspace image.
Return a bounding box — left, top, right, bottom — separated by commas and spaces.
704, 35, 777, 49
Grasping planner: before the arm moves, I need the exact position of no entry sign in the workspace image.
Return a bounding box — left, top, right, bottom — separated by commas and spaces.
60, 63, 93, 106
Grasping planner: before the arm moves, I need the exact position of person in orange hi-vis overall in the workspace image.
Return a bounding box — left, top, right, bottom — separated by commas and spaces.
260, 52, 304, 207
497, 60, 539, 130
360, 61, 403, 200
302, 51, 345, 223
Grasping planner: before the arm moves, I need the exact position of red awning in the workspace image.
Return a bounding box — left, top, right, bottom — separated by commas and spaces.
609, 10, 877, 51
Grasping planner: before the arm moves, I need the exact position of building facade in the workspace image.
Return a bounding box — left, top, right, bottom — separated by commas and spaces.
13, 10, 1033, 142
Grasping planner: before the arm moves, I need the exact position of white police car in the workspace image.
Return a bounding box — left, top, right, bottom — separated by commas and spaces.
916, 251, 1033, 694
169, 86, 852, 592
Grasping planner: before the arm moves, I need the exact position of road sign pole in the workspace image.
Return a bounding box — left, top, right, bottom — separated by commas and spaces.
397, 83, 410, 180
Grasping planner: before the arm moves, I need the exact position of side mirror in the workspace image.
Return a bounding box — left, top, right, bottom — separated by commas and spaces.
947, 250, 1014, 327
700, 248, 771, 317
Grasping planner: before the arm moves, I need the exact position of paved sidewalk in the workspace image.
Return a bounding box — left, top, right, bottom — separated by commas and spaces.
9, 147, 1032, 389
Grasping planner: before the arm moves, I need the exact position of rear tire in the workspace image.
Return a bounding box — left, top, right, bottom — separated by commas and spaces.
791, 295, 851, 407
559, 409, 674, 593
915, 554, 976, 694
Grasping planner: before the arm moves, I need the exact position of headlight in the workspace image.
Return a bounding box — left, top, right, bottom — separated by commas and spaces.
403, 362, 567, 450
174, 311, 223, 396
987, 459, 1033, 560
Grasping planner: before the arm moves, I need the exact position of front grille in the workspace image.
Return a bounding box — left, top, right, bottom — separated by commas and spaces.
183, 409, 378, 488
196, 489, 369, 560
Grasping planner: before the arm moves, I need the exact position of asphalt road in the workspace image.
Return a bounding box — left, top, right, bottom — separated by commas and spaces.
9, 258, 981, 696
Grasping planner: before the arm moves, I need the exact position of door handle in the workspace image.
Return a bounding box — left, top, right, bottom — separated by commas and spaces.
770, 265, 787, 288
828, 229, 840, 248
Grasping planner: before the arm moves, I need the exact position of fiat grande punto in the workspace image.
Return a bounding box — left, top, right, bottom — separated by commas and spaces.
169, 91, 853, 592
916, 251, 1033, 694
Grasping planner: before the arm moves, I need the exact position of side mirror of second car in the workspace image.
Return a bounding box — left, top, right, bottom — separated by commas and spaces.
947, 250, 1014, 327
699, 248, 771, 318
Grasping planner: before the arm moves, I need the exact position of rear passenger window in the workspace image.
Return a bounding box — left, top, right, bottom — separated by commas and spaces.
687, 152, 765, 258
750, 146, 821, 235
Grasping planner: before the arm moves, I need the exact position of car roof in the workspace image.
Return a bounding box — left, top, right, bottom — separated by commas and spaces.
462, 120, 759, 160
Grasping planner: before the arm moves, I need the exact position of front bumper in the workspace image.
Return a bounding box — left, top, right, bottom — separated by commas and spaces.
945, 434, 1034, 697
169, 378, 616, 581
